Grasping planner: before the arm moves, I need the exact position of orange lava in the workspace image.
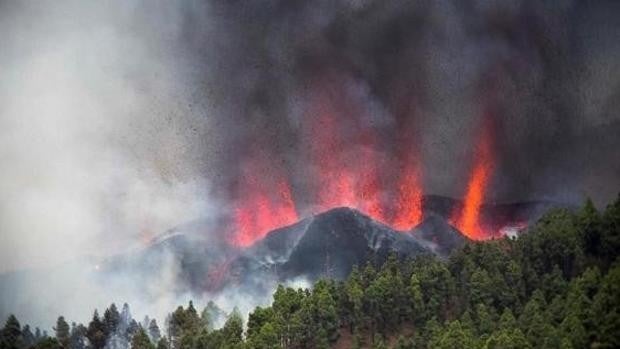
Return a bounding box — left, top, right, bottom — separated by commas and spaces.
303, 80, 421, 228
392, 167, 423, 230
452, 113, 495, 240
232, 80, 426, 246
232, 162, 299, 247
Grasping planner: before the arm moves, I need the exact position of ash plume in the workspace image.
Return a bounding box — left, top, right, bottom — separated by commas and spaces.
1, 0, 620, 330
191, 0, 620, 207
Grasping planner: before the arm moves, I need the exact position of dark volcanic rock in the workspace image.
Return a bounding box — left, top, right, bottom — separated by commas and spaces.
238, 207, 431, 282
410, 214, 469, 257
102, 198, 567, 293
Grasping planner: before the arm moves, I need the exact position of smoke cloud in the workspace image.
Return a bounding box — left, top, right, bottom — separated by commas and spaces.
1, 0, 619, 329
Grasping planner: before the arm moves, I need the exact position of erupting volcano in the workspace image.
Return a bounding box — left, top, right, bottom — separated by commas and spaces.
230, 81, 507, 246
232, 158, 299, 247
230, 81, 428, 246
451, 109, 496, 240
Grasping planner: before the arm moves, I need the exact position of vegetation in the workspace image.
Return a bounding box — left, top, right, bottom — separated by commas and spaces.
1, 196, 619, 348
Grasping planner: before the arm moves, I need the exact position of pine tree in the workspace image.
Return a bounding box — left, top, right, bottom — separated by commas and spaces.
371, 335, 387, 349
315, 328, 329, 349
22, 324, 35, 348
156, 337, 169, 349
601, 194, 620, 268
484, 328, 531, 349
498, 308, 517, 330
429, 320, 477, 349
591, 263, 620, 348
475, 303, 495, 335
185, 301, 200, 333
148, 319, 161, 343
314, 282, 339, 343
345, 268, 364, 331
131, 327, 154, 349
54, 316, 70, 349
86, 310, 106, 349
470, 268, 494, 307
246, 306, 274, 341
202, 301, 225, 329
221, 308, 244, 348
70, 322, 88, 349
32, 337, 62, 349
409, 274, 425, 325
103, 303, 121, 337
249, 322, 278, 349
394, 335, 412, 349
560, 311, 586, 349
1, 315, 22, 349
580, 198, 602, 257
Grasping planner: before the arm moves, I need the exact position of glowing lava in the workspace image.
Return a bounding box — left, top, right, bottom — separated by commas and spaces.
304, 80, 416, 227
392, 166, 423, 230
391, 105, 424, 231
232, 162, 299, 247
452, 112, 495, 240
232, 81, 426, 245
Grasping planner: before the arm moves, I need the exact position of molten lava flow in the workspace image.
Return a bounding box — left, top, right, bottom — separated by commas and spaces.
305, 83, 391, 224
232, 81, 429, 244
452, 114, 495, 240
232, 163, 299, 247
392, 166, 423, 230
356, 132, 388, 224
390, 99, 424, 231
311, 104, 357, 210
299, 79, 427, 230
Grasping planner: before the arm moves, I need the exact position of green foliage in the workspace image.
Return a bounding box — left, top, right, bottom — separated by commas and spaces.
5, 197, 620, 349
86, 310, 106, 349
103, 303, 121, 337
429, 320, 477, 349
591, 262, 620, 348
131, 327, 155, 349
601, 195, 620, 267
1, 314, 21, 349
221, 309, 244, 348
31, 338, 62, 349
393, 335, 412, 349
22, 325, 35, 349
484, 328, 531, 349
156, 337, 169, 349
54, 316, 70, 349
371, 335, 386, 349
69, 322, 88, 349
148, 319, 161, 343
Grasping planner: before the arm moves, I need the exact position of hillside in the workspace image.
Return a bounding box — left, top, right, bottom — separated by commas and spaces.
2, 195, 619, 349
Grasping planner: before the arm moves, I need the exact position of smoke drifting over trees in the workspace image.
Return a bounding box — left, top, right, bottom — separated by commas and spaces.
0, 0, 619, 331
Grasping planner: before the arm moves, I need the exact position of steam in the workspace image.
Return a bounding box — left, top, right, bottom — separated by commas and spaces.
0, 0, 218, 327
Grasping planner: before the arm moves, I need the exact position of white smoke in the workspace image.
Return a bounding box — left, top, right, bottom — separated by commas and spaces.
0, 0, 218, 328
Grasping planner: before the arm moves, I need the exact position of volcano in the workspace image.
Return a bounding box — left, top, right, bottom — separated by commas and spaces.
232, 207, 430, 282
186, 196, 563, 290
89, 196, 567, 295
0, 195, 568, 320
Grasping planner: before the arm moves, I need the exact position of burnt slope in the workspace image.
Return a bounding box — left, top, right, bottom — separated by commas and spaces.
237, 207, 430, 281
410, 214, 469, 257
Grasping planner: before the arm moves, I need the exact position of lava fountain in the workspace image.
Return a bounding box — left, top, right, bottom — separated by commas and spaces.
230, 78, 427, 246
232, 158, 299, 247
391, 102, 424, 231
451, 110, 496, 240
